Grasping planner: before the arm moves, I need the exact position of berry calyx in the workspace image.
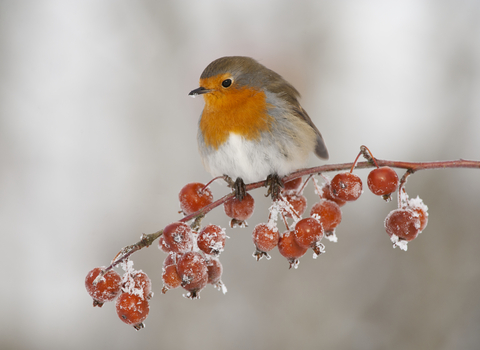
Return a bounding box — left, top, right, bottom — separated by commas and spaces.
162, 222, 194, 253
278, 231, 308, 269
224, 192, 255, 227
85, 267, 122, 307
197, 224, 226, 256
178, 182, 213, 215
310, 199, 342, 233
115, 292, 150, 330
330, 172, 363, 201
252, 223, 279, 260
367, 166, 399, 197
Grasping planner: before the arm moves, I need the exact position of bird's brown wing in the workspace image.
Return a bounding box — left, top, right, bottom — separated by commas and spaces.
292, 105, 329, 160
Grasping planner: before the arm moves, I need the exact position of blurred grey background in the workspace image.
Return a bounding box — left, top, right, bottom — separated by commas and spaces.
1, 1, 480, 349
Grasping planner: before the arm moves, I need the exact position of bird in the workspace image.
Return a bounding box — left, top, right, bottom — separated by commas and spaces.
189, 56, 328, 200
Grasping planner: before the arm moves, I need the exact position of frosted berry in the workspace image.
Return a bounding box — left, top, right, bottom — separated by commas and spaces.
131, 271, 152, 300
252, 223, 279, 260
197, 224, 226, 256
162, 222, 194, 253
319, 182, 346, 207
282, 177, 303, 193
330, 172, 363, 201
385, 209, 421, 242
293, 217, 324, 255
206, 257, 223, 285
176, 251, 208, 298
224, 192, 255, 226
278, 231, 308, 269
408, 196, 429, 232
281, 193, 307, 218
158, 235, 170, 253
162, 253, 181, 293
367, 167, 399, 197
179, 182, 213, 215
115, 292, 149, 330
85, 267, 122, 307
310, 199, 342, 233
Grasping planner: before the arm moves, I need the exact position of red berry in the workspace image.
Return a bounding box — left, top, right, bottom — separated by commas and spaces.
131, 271, 152, 300
206, 257, 223, 285
293, 217, 324, 249
319, 182, 346, 207
162, 222, 194, 253
115, 292, 149, 329
310, 199, 342, 233
408, 196, 428, 232
158, 235, 170, 253
162, 253, 181, 293
252, 223, 279, 253
85, 267, 122, 307
179, 182, 213, 215
224, 193, 255, 221
385, 209, 421, 242
176, 252, 208, 298
197, 224, 226, 256
330, 172, 363, 201
282, 177, 303, 193
367, 167, 399, 196
280, 193, 307, 218
278, 231, 308, 268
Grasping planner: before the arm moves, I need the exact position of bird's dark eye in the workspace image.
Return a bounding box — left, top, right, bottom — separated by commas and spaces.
221, 79, 232, 88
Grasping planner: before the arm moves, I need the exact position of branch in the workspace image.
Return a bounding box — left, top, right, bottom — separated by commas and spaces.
96, 156, 480, 280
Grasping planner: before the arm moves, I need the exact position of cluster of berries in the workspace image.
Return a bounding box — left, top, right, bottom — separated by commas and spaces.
85, 150, 430, 330
85, 261, 152, 330
157, 183, 228, 299
159, 220, 227, 298
175, 161, 428, 270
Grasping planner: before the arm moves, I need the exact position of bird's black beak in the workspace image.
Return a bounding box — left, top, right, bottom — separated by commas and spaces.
189, 87, 210, 96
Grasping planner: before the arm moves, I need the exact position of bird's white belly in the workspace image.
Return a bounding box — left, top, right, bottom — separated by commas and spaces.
203, 133, 305, 183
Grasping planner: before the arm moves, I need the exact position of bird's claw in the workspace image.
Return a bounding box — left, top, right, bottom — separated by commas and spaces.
265, 174, 284, 200
224, 175, 246, 201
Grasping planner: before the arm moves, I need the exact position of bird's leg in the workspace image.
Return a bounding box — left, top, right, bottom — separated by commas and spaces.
233, 177, 246, 201
265, 174, 284, 200
223, 175, 246, 201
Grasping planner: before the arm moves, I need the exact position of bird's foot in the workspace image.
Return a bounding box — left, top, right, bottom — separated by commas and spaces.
265, 174, 284, 201
224, 175, 246, 201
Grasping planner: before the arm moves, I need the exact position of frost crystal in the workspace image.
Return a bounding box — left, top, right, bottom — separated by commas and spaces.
213, 281, 228, 294
120, 260, 145, 298
276, 195, 302, 225
390, 234, 408, 251
325, 230, 338, 243
408, 196, 429, 213
267, 200, 281, 230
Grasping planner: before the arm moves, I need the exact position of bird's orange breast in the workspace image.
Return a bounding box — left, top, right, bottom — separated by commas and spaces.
199, 86, 273, 149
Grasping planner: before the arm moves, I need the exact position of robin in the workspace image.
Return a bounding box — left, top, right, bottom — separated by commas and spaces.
189, 56, 328, 200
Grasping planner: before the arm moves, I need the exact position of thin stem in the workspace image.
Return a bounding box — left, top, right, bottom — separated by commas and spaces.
350, 151, 363, 173
360, 145, 379, 168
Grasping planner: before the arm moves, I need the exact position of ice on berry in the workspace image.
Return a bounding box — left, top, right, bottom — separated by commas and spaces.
390, 234, 409, 251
